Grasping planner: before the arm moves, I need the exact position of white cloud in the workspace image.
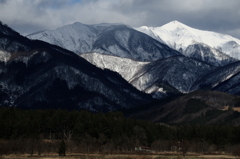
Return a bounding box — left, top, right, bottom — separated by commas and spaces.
0, 0, 239, 39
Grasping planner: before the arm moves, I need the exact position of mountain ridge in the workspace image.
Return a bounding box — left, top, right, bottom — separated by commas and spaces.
127, 90, 240, 125
27, 22, 181, 62
80, 53, 217, 98
0, 21, 152, 111
27, 21, 240, 99
136, 20, 240, 66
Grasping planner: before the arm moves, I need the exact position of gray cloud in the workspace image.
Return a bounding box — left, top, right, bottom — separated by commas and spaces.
0, 0, 239, 39
0, 0, 6, 3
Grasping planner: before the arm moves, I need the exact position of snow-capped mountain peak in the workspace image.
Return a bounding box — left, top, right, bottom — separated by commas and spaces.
160, 20, 191, 31
135, 20, 240, 65
137, 20, 240, 51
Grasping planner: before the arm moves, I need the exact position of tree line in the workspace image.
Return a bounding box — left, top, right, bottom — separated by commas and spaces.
0, 107, 240, 156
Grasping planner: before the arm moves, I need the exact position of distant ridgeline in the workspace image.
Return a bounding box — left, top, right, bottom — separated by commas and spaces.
0, 107, 240, 155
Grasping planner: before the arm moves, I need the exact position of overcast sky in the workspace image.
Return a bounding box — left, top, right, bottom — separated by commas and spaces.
0, 0, 240, 38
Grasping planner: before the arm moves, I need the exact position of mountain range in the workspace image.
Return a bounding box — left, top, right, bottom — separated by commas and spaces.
0, 21, 152, 112
27, 21, 240, 99
27, 22, 180, 62
1, 20, 240, 124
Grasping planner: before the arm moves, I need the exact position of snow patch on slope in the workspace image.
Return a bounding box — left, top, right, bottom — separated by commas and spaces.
0, 50, 10, 62
80, 53, 174, 97
80, 52, 149, 81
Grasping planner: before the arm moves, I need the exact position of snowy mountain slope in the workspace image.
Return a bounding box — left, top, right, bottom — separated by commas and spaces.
136, 21, 240, 65
191, 61, 240, 95
80, 52, 149, 82
184, 43, 237, 66
80, 52, 216, 98
129, 56, 216, 97
80, 52, 240, 98
27, 22, 181, 61
27, 22, 99, 54
0, 22, 152, 111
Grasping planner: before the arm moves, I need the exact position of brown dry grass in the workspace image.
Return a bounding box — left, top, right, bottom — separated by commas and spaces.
1, 153, 237, 159
1, 154, 155, 159
222, 106, 240, 112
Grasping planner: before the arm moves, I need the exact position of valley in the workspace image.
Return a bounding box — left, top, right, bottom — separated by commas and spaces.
0, 107, 240, 158
1, 0, 240, 158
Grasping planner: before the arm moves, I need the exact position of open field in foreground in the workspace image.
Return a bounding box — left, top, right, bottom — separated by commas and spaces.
1, 153, 237, 159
